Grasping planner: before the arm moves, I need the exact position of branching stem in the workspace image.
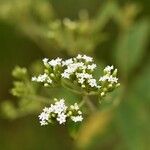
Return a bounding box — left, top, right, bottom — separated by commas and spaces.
83, 95, 97, 112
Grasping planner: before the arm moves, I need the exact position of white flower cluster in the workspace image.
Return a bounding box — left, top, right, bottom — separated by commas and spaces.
61, 54, 102, 90
97, 65, 120, 97
32, 54, 119, 95
32, 54, 98, 89
99, 65, 118, 83
32, 73, 52, 84
39, 98, 83, 126
32, 57, 63, 86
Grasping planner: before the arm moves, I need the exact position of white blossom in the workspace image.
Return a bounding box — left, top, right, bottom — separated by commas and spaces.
32, 73, 48, 82
52, 99, 67, 114
70, 103, 79, 110
76, 54, 93, 62
108, 76, 118, 83
78, 78, 85, 84
62, 62, 86, 79
88, 78, 98, 88
40, 120, 48, 126
76, 54, 82, 59
48, 57, 62, 67
87, 64, 97, 70
57, 113, 67, 124
42, 58, 49, 66
32, 73, 52, 84
78, 111, 82, 115
76, 73, 92, 80
62, 58, 73, 66
99, 75, 118, 83
82, 55, 93, 62
71, 115, 83, 122
38, 112, 49, 121
47, 77, 52, 84
104, 65, 114, 72
61, 72, 70, 79
39, 98, 83, 126
99, 75, 109, 82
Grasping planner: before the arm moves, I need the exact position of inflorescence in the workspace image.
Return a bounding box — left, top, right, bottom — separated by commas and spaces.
32, 54, 119, 95
39, 98, 83, 126
32, 54, 120, 126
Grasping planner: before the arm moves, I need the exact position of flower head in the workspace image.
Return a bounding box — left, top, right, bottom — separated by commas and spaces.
39, 98, 83, 126
32, 54, 119, 100
71, 115, 83, 122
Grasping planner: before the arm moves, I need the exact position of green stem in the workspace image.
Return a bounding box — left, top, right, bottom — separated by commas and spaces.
25, 95, 51, 104
83, 95, 97, 112
79, 100, 85, 108
61, 80, 82, 95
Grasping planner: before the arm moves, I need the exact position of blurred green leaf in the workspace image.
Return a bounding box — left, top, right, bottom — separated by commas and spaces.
116, 62, 150, 150
76, 109, 113, 149
94, 1, 119, 30
115, 20, 149, 77
1, 100, 18, 119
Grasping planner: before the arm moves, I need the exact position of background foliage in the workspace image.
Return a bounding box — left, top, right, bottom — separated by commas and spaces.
0, 0, 149, 150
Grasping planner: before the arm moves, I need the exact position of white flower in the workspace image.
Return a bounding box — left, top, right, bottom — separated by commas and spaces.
32, 73, 48, 82
104, 65, 114, 72
74, 103, 79, 110
57, 113, 67, 124
61, 72, 70, 79
76, 73, 92, 79
62, 62, 86, 79
38, 112, 49, 121
31, 77, 37, 81
53, 99, 67, 114
32, 73, 52, 84
99, 75, 118, 83
87, 64, 97, 70
42, 58, 49, 66
99, 75, 109, 82
70, 103, 79, 110
88, 78, 97, 87
62, 58, 73, 66
78, 111, 82, 115
43, 107, 50, 113
47, 77, 52, 84
48, 57, 62, 67
108, 76, 118, 83
71, 115, 83, 122
78, 78, 85, 84
40, 120, 48, 126
76, 54, 82, 59
76, 54, 93, 62
82, 55, 93, 62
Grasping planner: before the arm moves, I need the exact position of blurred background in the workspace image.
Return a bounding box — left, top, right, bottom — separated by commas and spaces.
0, 0, 150, 150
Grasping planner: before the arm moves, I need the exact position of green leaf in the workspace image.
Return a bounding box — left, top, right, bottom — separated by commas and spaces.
76, 109, 113, 149
1, 100, 18, 119
94, 1, 119, 31
116, 63, 150, 150
115, 20, 149, 77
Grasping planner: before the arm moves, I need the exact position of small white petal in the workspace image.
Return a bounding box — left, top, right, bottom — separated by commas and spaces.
71, 115, 83, 122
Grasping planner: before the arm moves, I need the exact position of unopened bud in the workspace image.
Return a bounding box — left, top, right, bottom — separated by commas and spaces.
101, 92, 105, 97
112, 69, 118, 76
